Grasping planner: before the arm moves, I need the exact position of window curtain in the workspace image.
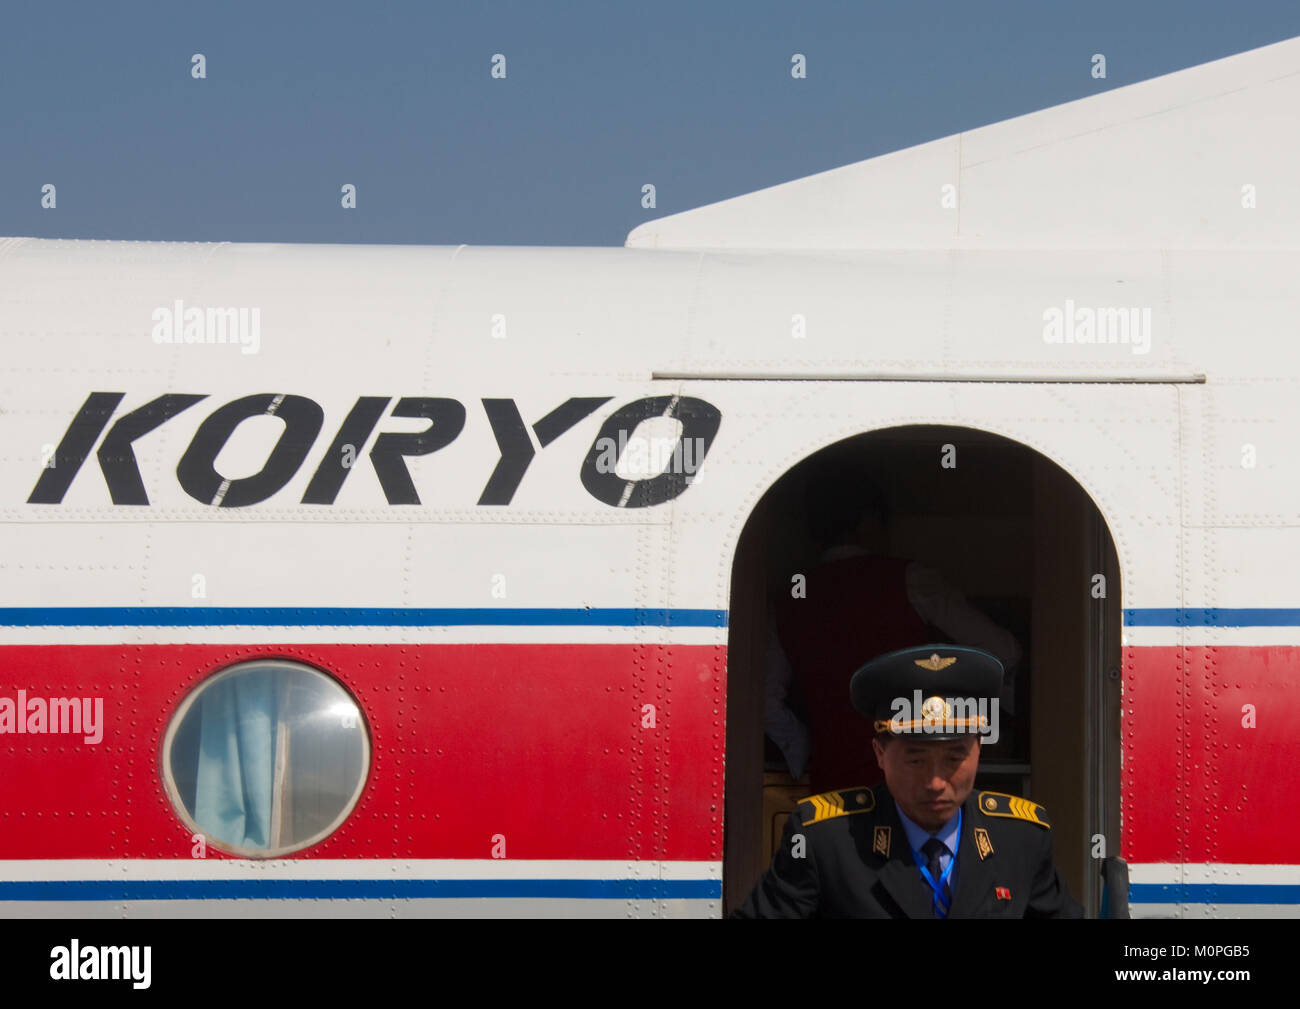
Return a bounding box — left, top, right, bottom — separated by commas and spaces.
194, 674, 280, 849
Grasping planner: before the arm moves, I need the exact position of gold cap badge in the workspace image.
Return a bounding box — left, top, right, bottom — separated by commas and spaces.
914, 653, 957, 671
920, 695, 952, 720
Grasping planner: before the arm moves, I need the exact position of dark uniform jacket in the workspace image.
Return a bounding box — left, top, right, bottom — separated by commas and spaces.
733, 784, 1083, 918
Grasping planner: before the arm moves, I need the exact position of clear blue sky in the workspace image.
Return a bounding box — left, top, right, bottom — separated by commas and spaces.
4, 1, 1298, 246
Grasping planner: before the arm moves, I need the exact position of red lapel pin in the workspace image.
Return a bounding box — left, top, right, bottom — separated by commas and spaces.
995, 887, 1012, 900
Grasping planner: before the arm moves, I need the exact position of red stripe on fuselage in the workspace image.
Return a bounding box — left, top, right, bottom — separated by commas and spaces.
0, 643, 1292, 864
1123, 644, 1300, 864
0, 643, 725, 860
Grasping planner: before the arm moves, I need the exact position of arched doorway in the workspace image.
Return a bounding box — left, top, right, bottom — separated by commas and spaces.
723, 425, 1122, 916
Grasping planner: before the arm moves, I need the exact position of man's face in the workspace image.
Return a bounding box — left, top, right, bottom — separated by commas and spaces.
872, 734, 980, 832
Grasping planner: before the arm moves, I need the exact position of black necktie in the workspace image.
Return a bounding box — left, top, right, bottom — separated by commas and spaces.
921, 838, 952, 918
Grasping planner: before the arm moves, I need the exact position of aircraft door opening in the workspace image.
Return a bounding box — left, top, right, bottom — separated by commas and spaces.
723, 425, 1122, 917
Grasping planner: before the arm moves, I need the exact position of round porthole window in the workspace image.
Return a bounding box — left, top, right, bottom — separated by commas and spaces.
162, 659, 370, 857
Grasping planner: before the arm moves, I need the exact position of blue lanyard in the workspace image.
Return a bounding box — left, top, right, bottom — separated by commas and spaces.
910, 807, 960, 915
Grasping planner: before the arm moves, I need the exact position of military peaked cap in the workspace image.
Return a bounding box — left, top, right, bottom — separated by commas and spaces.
849, 643, 1003, 740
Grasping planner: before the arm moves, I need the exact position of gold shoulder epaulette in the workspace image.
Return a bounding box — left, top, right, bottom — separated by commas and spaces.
797, 786, 876, 826
976, 791, 1051, 829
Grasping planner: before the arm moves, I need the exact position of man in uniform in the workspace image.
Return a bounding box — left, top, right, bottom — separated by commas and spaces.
734, 644, 1083, 918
